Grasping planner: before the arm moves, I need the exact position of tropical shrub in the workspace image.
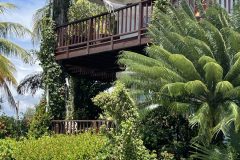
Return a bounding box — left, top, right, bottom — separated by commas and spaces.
93, 82, 157, 160
0, 133, 106, 160
28, 100, 50, 138
68, 0, 106, 22
0, 139, 15, 160
72, 77, 111, 120
0, 115, 28, 139
118, 0, 240, 152
140, 107, 192, 159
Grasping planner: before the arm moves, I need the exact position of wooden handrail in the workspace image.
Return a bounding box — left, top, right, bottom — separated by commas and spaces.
56, 0, 153, 52
51, 120, 114, 134
56, 0, 146, 28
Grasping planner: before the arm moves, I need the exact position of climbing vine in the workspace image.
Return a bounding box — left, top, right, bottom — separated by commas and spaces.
93, 82, 157, 160
38, 18, 66, 120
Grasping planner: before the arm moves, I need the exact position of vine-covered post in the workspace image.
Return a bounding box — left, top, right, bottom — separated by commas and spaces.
38, 18, 66, 120
65, 77, 74, 120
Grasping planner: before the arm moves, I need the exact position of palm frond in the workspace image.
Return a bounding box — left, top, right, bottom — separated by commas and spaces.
0, 22, 32, 38
0, 2, 16, 14
17, 72, 43, 95
0, 78, 17, 110
0, 38, 30, 62
191, 143, 228, 160
32, 4, 50, 40
0, 54, 17, 85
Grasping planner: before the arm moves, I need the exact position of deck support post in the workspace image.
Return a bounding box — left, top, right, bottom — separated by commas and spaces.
138, 1, 143, 45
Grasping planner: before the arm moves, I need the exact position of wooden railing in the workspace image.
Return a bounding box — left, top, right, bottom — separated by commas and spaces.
51, 120, 114, 134
55, 0, 233, 58
56, 0, 153, 56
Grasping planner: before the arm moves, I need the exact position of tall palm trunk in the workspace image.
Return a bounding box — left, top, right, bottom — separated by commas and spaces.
52, 0, 70, 26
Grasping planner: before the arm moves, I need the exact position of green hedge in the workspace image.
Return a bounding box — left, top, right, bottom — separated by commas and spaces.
0, 133, 106, 160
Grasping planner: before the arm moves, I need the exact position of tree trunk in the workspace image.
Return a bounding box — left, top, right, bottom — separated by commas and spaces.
52, 0, 70, 26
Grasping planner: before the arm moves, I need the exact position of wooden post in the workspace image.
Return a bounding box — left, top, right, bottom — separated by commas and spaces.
138, 1, 143, 45
87, 18, 93, 54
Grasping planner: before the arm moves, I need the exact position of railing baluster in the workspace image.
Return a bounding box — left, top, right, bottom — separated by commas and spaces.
97, 17, 99, 39
105, 14, 108, 37
130, 6, 132, 32
138, 1, 143, 44
125, 8, 128, 33
121, 9, 123, 34
117, 11, 119, 34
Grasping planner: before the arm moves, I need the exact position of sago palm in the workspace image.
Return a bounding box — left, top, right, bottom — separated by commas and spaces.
118, 0, 240, 145
0, 2, 31, 109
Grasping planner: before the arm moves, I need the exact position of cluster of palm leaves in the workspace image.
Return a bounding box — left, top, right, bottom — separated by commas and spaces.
0, 2, 31, 110
119, 0, 240, 152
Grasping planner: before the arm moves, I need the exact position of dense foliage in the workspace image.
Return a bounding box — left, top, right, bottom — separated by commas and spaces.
0, 133, 106, 160
72, 77, 111, 120
68, 0, 106, 22
140, 107, 192, 159
28, 100, 50, 138
93, 82, 156, 160
38, 18, 66, 120
118, 0, 240, 157
0, 115, 28, 139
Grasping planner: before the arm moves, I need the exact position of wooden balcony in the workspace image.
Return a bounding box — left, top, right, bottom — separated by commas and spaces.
55, 0, 154, 60
55, 0, 233, 80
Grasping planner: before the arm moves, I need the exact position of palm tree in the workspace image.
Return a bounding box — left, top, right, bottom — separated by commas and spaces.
0, 2, 32, 110
118, 1, 240, 146
32, 0, 71, 40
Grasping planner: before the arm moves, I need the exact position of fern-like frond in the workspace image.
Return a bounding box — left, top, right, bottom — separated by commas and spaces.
0, 38, 30, 62
0, 54, 16, 85
203, 62, 223, 89
17, 72, 43, 95
32, 4, 50, 40
0, 2, 16, 14
0, 22, 32, 38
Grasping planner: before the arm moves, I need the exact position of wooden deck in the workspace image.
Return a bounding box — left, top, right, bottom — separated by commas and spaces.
55, 0, 233, 80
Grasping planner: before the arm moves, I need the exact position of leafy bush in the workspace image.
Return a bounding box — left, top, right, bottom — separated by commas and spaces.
0, 133, 106, 160
68, 0, 106, 22
0, 139, 15, 160
28, 100, 50, 138
93, 82, 157, 160
140, 107, 193, 159
72, 77, 111, 120
0, 115, 28, 139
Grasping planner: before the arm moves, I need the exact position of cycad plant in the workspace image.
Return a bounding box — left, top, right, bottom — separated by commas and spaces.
119, 0, 240, 145
0, 2, 31, 109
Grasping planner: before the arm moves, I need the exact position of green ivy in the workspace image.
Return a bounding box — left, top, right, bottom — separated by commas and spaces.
38, 18, 66, 120
93, 82, 157, 160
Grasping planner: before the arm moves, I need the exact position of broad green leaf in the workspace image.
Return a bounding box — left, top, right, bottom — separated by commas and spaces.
203, 62, 223, 89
